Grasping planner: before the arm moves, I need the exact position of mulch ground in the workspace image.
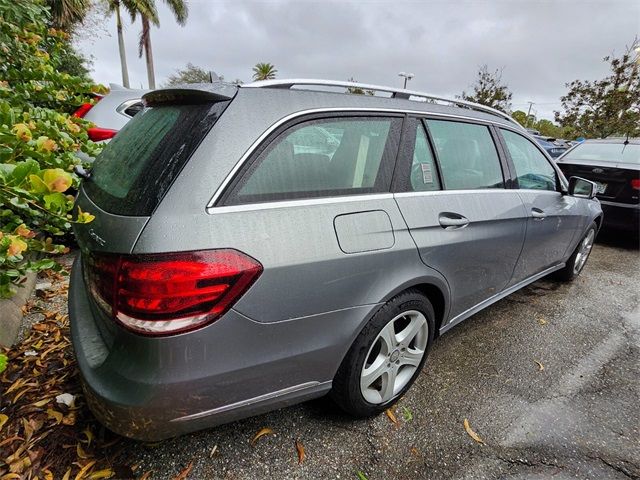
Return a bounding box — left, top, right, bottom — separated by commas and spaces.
0, 264, 151, 479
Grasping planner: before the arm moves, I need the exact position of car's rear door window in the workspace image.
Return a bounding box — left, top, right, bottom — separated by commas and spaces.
501, 129, 557, 191
224, 116, 401, 205
84, 101, 228, 216
425, 119, 504, 190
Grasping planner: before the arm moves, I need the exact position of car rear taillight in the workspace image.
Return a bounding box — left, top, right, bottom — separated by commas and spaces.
631, 179, 640, 190
86, 250, 263, 335
87, 127, 118, 142
72, 102, 94, 118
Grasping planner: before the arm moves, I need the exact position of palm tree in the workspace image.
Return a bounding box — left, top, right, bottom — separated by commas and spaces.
105, 0, 131, 88
252, 63, 278, 81
47, 0, 90, 29
127, 0, 188, 89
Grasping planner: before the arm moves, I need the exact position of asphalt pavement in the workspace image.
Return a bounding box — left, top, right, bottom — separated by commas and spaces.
122, 231, 640, 480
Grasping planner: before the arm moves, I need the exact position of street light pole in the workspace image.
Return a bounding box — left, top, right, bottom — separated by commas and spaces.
398, 72, 414, 89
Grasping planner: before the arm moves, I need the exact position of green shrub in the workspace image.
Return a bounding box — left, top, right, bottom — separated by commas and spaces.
0, 0, 103, 298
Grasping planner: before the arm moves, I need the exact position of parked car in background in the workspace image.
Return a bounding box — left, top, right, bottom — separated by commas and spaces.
73, 84, 147, 143
532, 135, 570, 158
69, 79, 602, 441
556, 138, 639, 232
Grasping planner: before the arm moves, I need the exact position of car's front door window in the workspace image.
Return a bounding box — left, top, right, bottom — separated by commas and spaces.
501, 129, 557, 191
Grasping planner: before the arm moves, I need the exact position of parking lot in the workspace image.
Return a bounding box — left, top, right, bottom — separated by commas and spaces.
101, 232, 636, 479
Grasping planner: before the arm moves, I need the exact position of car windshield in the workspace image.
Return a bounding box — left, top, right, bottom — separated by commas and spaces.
564, 143, 640, 165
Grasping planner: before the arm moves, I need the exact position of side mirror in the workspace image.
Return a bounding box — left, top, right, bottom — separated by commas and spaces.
568, 176, 597, 199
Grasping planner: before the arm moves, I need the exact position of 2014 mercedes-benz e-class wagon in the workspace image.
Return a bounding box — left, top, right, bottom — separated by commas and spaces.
69, 79, 603, 441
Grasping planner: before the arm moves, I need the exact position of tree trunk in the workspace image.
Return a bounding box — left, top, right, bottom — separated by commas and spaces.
142, 16, 156, 89
115, 3, 130, 88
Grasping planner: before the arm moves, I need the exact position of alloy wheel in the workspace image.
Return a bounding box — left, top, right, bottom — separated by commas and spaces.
574, 228, 595, 274
360, 310, 428, 404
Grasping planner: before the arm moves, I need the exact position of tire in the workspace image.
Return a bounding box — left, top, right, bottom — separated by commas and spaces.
331, 289, 435, 417
553, 221, 597, 282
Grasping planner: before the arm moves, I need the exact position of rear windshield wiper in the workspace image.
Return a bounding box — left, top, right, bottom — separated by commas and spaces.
74, 165, 92, 180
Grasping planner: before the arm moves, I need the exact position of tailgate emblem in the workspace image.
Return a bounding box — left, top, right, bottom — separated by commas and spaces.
89, 228, 106, 246
592, 168, 603, 173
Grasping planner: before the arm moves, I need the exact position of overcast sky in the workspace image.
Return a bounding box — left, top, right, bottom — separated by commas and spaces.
77, 0, 639, 120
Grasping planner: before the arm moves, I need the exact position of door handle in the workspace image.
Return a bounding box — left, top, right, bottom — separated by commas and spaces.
531, 208, 546, 220
438, 212, 470, 229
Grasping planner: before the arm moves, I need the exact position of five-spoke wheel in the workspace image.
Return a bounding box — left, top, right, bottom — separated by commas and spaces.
360, 310, 428, 404
331, 290, 435, 417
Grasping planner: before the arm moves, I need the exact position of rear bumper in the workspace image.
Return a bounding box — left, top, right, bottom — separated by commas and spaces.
599, 200, 640, 231
69, 256, 374, 441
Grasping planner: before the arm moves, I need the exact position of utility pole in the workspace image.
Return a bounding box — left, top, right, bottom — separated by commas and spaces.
526, 101, 535, 128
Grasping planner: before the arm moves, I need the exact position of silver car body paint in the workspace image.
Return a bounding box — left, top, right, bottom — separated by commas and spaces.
69, 83, 602, 440
83, 84, 148, 131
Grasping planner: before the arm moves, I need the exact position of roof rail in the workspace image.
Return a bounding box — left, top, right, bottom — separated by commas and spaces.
243, 78, 523, 129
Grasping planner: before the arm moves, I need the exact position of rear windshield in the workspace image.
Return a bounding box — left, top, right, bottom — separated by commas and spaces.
564, 143, 640, 165
83, 101, 228, 216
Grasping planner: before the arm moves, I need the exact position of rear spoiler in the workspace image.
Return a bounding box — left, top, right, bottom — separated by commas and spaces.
142, 83, 238, 107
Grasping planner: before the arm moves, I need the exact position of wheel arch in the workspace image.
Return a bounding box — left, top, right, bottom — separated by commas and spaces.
594, 214, 603, 232
381, 278, 450, 338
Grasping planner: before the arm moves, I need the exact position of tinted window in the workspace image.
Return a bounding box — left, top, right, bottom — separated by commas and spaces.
123, 101, 144, 117
84, 101, 227, 216
563, 143, 640, 165
501, 129, 557, 191
228, 117, 398, 204
410, 124, 441, 191
426, 120, 504, 190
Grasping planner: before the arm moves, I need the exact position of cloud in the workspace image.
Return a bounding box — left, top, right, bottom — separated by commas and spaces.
77, 0, 639, 120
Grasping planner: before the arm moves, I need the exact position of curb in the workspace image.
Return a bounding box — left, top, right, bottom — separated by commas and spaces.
0, 272, 37, 347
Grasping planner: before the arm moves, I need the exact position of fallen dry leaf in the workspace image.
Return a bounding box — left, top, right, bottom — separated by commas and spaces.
295, 439, 306, 465
46, 408, 63, 425
74, 460, 96, 480
463, 418, 485, 445
31, 398, 50, 408
537, 317, 548, 325
209, 445, 218, 458
0, 413, 8, 431
87, 469, 114, 479
385, 408, 398, 426
535, 360, 545, 371
173, 462, 193, 480
251, 427, 274, 445
77, 443, 90, 459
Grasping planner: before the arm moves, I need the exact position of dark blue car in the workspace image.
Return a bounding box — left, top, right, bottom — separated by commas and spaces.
532, 135, 570, 158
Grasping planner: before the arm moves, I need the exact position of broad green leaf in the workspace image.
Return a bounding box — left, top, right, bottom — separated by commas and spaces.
42, 168, 72, 192
9, 159, 39, 186
29, 173, 49, 193
0, 353, 7, 374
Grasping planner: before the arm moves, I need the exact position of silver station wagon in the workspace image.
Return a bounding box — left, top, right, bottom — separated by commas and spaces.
69, 79, 603, 440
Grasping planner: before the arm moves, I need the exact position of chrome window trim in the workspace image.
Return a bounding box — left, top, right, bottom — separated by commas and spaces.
393, 189, 517, 199
115, 98, 143, 118
205, 107, 506, 213
208, 193, 395, 214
